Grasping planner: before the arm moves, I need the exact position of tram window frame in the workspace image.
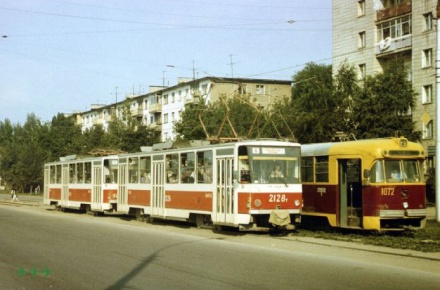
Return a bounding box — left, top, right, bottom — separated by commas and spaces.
84, 162, 91, 183
180, 152, 195, 184
128, 157, 139, 183
69, 163, 76, 183
77, 163, 84, 183
140, 156, 151, 184
104, 159, 118, 184
196, 150, 213, 184
301, 157, 314, 182
315, 156, 329, 182
166, 153, 179, 184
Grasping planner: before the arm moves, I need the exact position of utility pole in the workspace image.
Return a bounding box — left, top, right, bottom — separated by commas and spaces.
436, 9, 440, 222
230, 54, 234, 77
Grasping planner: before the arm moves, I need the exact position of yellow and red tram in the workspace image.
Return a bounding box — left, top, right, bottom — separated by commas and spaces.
301, 137, 426, 231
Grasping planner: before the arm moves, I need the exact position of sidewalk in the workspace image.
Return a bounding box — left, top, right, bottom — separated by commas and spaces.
0, 193, 44, 204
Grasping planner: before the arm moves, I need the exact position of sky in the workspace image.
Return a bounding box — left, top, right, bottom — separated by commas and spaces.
0, 0, 332, 125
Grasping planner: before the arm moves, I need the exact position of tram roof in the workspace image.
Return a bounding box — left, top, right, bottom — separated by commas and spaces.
301, 137, 424, 158
119, 139, 300, 157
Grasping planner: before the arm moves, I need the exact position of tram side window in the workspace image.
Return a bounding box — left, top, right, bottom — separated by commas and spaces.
140, 156, 151, 184
369, 161, 384, 183
197, 150, 213, 184
166, 154, 179, 183
69, 163, 76, 183
301, 157, 314, 182
129, 157, 139, 183
55, 164, 61, 183
315, 156, 329, 182
50, 165, 60, 184
77, 162, 84, 183
104, 159, 118, 183
180, 152, 195, 183
84, 162, 91, 183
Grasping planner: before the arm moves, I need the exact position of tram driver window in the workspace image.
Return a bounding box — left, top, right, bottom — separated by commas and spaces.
385, 160, 404, 183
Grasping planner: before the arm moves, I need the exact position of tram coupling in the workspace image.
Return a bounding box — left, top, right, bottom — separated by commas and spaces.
269, 209, 296, 231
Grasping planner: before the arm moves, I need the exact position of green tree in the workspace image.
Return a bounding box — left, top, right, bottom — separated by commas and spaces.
353, 60, 420, 141
174, 94, 264, 141
291, 62, 346, 143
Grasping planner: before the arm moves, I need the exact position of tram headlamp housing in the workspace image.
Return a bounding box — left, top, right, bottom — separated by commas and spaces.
254, 199, 262, 207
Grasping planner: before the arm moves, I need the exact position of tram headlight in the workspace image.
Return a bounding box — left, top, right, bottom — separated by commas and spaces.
403, 202, 409, 209
294, 200, 301, 207
254, 199, 262, 207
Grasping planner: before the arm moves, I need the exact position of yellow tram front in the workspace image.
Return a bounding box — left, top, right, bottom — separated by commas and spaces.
301, 137, 426, 231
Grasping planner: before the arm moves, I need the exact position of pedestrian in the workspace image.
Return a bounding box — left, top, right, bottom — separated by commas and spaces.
11, 189, 19, 202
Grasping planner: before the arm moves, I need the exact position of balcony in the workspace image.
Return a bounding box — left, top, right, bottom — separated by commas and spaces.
376, 35, 411, 56
148, 103, 162, 113
376, 0, 411, 22
150, 120, 162, 131
131, 108, 143, 117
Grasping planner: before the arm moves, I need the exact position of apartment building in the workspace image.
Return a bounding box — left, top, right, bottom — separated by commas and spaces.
332, 0, 438, 163
76, 77, 292, 141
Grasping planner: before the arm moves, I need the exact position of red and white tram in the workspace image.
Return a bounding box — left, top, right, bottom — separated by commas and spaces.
44, 155, 119, 213
116, 140, 302, 231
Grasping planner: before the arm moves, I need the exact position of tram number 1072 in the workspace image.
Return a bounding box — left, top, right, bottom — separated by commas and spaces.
381, 187, 395, 196
269, 194, 288, 202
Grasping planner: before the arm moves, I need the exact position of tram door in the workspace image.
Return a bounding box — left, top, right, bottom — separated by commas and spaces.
92, 164, 102, 210
151, 160, 165, 217
118, 163, 127, 211
61, 164, 69, 207
338, 159, 362, 228
214, 157, 235, 224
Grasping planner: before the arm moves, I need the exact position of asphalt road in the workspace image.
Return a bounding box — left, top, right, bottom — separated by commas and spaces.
1, 202, 440, 290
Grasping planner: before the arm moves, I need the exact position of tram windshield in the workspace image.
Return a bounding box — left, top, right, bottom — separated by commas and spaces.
238, 146, 301, 184
369, 159, 421, 183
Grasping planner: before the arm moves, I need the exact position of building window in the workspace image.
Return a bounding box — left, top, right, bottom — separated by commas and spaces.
358, 1, 365, 17
163, 94, 169, 105
423, 13, 433, 31
358, 31, 366, 48
422, 49, 432, 68
164, 113, 169, 124
377, 16, 411, 42
422, 85, 432, 104
423, 121, 433, 139
358, 64, 366, 79
256, 85, 265, 95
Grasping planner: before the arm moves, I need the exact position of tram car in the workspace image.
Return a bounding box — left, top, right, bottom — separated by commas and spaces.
301, 137, 427, 231
116, 140, 302, 231
44, 155, 119, 214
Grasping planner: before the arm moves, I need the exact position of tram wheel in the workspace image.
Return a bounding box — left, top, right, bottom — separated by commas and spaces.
195, 215, 205, 228
146, 215, 155, 223
214, 224, 223, 231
